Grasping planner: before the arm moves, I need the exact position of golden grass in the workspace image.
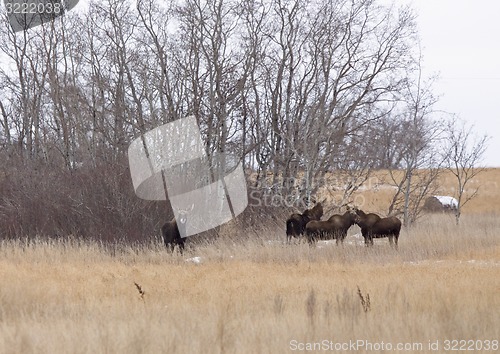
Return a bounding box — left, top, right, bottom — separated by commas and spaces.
436, 168, 500, 214
319, 168, 500, 215
1, 214, 499, 353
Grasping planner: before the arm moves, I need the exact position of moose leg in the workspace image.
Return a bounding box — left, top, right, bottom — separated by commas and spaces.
341, 232, 348, 246
305, 231, 313, 245
178, 241, 185, 254
388, 235, 398, 250
361, 229, 371, 247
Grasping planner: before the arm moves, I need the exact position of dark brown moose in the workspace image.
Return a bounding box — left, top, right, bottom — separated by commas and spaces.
305, 210, 356, 245
161, 205, 194, 253
161, 216, 186, 253
353, 208, 401, 248
286, 202, 323, 242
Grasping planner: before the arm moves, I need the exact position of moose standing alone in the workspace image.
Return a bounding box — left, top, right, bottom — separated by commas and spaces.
161, 216, 186, 253
161, 205, 194, 253
352, 208, 402, 248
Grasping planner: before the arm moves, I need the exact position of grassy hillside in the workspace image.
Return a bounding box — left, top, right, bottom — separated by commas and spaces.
437, 168, 500, 214
319, 168, 500, 215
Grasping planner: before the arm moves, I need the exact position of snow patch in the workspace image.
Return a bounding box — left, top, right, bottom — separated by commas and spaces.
434, 195, 458, 208
405, 260, 500, 267
186, 256, 202, 264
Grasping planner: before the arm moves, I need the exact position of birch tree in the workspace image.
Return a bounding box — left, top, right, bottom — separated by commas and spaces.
443, 120, 488, 224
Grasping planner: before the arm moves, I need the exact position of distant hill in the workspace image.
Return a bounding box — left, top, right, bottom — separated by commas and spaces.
346, 168, 500, 215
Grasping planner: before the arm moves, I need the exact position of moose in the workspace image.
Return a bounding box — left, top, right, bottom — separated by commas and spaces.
161, 204, 194, 253
352, 208, 401, 248
305, 209, 357, 245
286, 202, 323, 242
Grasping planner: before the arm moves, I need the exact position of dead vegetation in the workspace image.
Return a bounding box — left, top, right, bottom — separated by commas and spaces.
0, 214, 498, 353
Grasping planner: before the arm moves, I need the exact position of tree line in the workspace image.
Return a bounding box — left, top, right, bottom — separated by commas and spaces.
0, 0, 487, 241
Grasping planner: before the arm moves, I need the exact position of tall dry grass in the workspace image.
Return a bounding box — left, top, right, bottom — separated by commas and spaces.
0, 214, 499, 353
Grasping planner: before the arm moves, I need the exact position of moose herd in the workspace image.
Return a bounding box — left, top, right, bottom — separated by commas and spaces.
162, 201, 402, 253
286, 202, 402, 248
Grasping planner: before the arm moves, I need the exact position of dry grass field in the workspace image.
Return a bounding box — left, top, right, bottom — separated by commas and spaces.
1, 170, 499, 353
361, 168, 500, 215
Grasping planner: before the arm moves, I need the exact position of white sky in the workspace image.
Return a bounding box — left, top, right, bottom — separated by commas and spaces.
404, 0, 500, 167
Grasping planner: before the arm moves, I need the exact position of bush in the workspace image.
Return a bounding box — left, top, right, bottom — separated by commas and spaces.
0, 155, 167, 244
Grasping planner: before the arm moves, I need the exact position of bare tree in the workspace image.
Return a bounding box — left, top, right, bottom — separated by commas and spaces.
385, 111, 443, 225
238, 0, 420, 205
442, 120, 488, 224
0, 11, 48, 159
383, 51, 444, 226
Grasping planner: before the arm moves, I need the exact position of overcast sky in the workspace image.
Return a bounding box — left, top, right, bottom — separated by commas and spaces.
403, 0, 500, 167
5, 0, 500, 166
